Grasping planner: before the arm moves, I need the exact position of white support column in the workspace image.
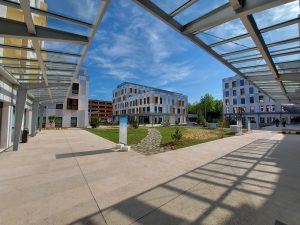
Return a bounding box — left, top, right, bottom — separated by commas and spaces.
30, 101, 39, 137
38, 105, 44, 132
13, 87, 27, 151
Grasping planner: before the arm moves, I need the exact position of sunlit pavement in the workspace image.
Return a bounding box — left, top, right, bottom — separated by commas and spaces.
0, 129, 299, 225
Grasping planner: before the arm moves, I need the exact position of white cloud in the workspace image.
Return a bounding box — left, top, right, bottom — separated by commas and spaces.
86, 0, 194, 85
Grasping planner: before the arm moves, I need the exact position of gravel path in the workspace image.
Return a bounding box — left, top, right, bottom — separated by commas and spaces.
131, 128, 166, 155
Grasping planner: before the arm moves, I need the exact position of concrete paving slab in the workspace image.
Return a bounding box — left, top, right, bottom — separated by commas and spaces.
0, 129, 299, 225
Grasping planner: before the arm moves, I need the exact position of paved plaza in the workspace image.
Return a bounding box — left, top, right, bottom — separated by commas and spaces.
0, 129, 299, 225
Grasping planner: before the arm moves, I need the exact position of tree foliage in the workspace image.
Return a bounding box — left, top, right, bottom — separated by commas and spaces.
90, 117, 100, 128
188, 93, 223, 123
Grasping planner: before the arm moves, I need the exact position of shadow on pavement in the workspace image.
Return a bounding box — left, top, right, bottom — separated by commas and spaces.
56, 149, 115, 159
67, 136, 299, 225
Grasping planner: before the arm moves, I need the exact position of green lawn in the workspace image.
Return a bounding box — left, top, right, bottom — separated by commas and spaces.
155, 126, 233, 149
85, 127, 148, 145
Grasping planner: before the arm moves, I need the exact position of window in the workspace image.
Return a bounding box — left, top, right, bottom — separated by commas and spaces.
240, 79, 244, 86
225, 99, 229, 105
266, 105, 271, 112
67, 99, 78, 110
225, 83, 229, 89
259, 95, 264, 103
154, 96, 158, 104
177, 108, 180, 114
260, 117, 265, 124
147, 107, 150, 112
250, 106, 255, 112
260, 105, 264, 112
147, 97, 150, 104
241, 98, 245, 104
226, 107, 229, 113
155, 106, 157, 113
233, 107, 238, 113
232, 81, 236, 87
240, 88, 245, 95
271, 105, 275, 112
72, 83, 79, 94
144, 98, 146, 104
140, 99, 142, 105
159, 107, 163, 113
56, 104, 63, 109
70, 117, 77, 127
225, 91, 229, 97
233, 90, 237, 96
249, 87, 254, 94
160, 97, 163, 104
233, 99, 237, 105
250, 96, 254, 104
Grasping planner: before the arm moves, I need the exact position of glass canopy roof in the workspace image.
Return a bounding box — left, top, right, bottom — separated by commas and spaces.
0, 0, 110, 102
135, 0, 300, 104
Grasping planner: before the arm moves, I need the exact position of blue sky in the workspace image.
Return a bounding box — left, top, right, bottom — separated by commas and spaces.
81, 0, 234, 103
77, 0, 298, 103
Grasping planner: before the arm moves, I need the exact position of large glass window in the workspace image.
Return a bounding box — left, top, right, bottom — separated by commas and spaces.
233, 99, 237, 105
232, 81, 236, 87
250, 97, 254, 104
233, 90, 237, 96
241, 98, 245, 104
72, 83, 79, 95
240, 88, 245, 95
259, 96, 264, 103
225, 91, 229, 97
249, 87, 254, 94
240, 80, 244, 86
225, 83, 229, 89
67, 98, 78, 110
56, 104, 63, 109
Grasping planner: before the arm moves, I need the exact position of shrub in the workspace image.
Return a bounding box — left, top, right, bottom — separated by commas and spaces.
90, 117, 100, 128
131, 118, 139, 129
171, 128, 183, 144
48, 115, 58, 128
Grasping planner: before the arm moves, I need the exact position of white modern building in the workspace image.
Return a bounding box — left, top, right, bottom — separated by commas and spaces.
43, 68, 89, 128
223, 75, 300, 126
113, 82, 188, 124
0, 71, 34, 151
0, 0, 108, 151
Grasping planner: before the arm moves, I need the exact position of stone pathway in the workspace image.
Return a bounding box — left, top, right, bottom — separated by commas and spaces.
131, 128, 167, 155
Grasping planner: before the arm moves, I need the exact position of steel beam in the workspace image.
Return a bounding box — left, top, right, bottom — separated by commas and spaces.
210, 17, 300, 48
0, 43, 81, 57
21, 83, 69, 90
68, 0, 111, 97
0, 18, 88, 44
13, 87, 27, 151
133, 0, 271, 98
0, 0, 93, 28
183, 0, 291, 34
169, 0, 197, 17
241, 15, 289, 101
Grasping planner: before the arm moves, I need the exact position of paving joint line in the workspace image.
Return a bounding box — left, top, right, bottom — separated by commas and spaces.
63, 130, 109, 225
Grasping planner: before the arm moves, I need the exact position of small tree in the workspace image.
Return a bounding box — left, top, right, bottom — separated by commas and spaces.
48, 116, 58, 128
131, 118, 139, 129
90, 117, 100, 128
171, 128, 183, 144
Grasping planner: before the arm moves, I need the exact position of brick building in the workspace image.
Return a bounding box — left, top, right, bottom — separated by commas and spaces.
89, 100, 113, 122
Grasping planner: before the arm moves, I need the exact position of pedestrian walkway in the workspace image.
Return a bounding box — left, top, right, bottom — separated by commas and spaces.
0, 129, 299, 225
131, 128, 165, 155
260, 124, 300, 132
